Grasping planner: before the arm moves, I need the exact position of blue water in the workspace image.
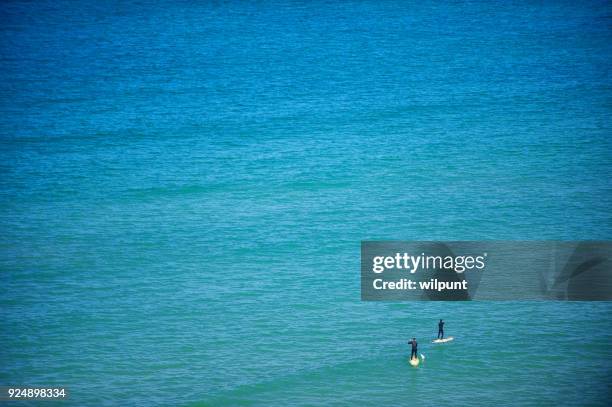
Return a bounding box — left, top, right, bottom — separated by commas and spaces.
1, 1, 611, 405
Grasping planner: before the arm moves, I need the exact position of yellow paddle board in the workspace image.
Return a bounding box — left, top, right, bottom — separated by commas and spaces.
409, 354, 424, 367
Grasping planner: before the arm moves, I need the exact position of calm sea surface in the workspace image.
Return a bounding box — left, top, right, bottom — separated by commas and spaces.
1, 1, 611, 405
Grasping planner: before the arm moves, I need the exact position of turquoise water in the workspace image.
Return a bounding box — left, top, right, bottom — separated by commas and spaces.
1, 1, 611, 405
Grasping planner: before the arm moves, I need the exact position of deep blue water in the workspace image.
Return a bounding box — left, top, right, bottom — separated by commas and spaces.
1, 1, 611, 405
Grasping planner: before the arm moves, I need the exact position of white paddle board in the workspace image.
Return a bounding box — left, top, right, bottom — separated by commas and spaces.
432, 336, 454, 343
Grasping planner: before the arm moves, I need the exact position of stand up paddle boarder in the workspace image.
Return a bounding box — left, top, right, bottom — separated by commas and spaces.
438, 319, 444, 339
408, 337, 418, 360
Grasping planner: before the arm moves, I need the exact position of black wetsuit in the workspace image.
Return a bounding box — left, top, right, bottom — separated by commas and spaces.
438, 321, 444, 339
410, 340, 418, 360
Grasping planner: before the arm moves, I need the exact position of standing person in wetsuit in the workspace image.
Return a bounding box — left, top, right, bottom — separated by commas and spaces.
408, 338, 418, 360
438, 319, 445, 339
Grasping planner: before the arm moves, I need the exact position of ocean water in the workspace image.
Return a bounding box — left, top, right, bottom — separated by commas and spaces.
1, 1, 611, 405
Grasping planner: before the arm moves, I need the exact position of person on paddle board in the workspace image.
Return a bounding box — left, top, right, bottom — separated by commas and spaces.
438, 319, 445, 339
408, 338, 418, 360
